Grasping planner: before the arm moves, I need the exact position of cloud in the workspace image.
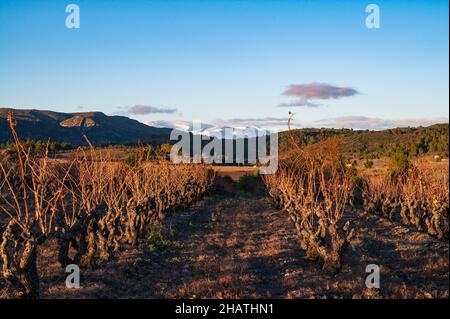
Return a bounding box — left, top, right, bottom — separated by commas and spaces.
124, 105, 178, 115
313, 116, 449, 130
283, 83, 359, 99
279, 83, 358, 107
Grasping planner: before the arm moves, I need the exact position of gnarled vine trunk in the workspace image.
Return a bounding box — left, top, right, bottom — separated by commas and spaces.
0, 220, 42, 299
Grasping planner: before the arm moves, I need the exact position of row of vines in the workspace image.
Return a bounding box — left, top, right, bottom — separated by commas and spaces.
263, 137, 449, 274
0, 113, 214, 298
362, 161, 449, 240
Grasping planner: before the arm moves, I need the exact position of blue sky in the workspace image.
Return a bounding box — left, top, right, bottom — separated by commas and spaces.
0, 0, 448, 130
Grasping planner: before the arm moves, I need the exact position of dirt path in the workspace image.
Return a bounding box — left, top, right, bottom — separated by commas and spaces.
39, 195, 448, 299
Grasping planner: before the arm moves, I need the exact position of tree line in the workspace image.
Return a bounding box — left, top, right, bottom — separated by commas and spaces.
279, 124, 449, 159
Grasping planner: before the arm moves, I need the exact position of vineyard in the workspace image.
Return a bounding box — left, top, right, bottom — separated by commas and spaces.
362, 161, 449, 240
0, 113, 449, 299
0, 113, 214, 298
263, 140, 448, 293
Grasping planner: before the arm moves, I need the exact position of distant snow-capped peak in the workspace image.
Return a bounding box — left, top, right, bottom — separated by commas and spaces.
144, 120, 273, 138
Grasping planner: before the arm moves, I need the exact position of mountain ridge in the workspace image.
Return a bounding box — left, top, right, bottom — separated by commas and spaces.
0, 108, 171, 146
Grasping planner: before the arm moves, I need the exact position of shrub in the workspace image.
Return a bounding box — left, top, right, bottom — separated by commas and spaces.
123, 146, 155, 167
346, 165, 365, 206
387, 149, 410, 180
213, 175, 236, 196
236, 173, 265, 196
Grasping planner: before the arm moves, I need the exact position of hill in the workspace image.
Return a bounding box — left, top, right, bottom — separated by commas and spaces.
1, 108, 448, 159
0, 108, 172, 147
279, 124, 449, 158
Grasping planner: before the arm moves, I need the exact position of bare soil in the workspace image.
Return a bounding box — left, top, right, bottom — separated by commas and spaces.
34, 194, 448, 299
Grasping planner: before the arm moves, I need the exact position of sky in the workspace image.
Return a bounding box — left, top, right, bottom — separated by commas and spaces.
0, 0, 448, 131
